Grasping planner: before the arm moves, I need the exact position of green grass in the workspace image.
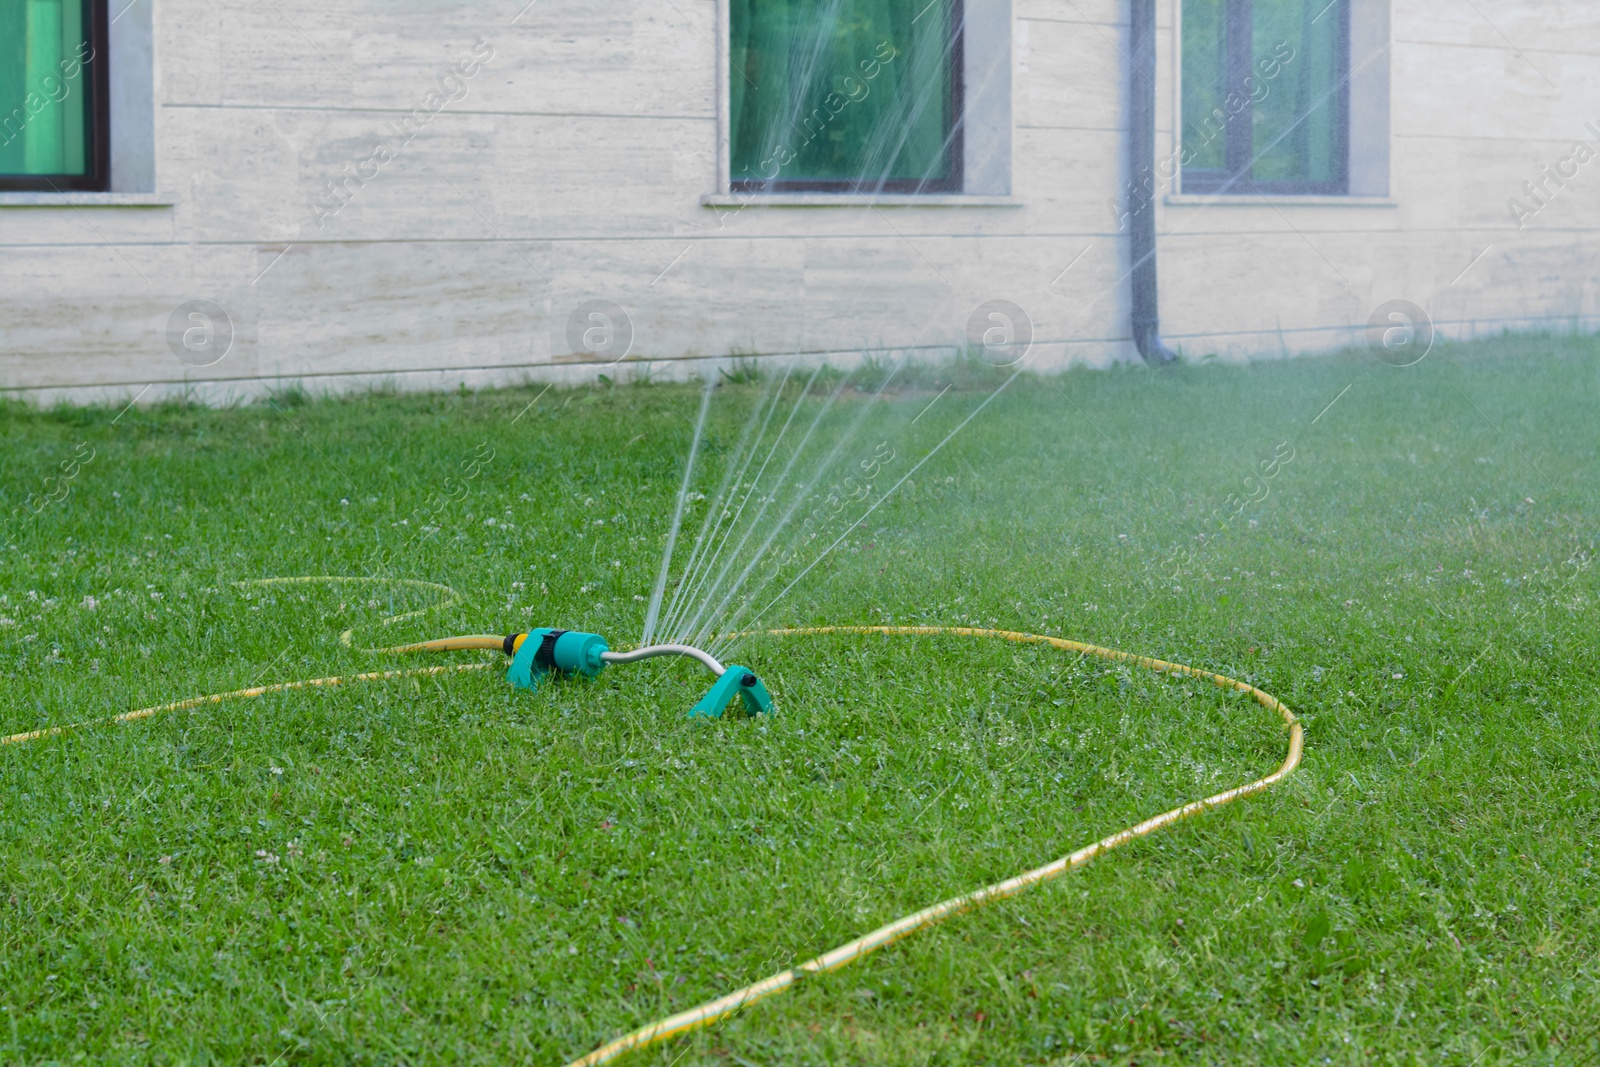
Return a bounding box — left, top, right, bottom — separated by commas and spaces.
1, 335, 1597, 1065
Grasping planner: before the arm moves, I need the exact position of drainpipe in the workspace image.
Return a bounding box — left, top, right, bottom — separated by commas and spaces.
1128, 0, 1179, 365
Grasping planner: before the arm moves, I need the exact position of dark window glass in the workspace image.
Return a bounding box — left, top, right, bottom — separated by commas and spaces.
1181, 0, 1347, 195
729, 0, 963, 194
0, 0, 108, 191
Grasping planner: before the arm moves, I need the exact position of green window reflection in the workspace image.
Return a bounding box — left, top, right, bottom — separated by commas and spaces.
0, 0, 105, 190
729, 0, 962, 193
1181, 0, 1348, 194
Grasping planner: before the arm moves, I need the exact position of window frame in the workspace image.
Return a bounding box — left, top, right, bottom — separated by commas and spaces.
0, 0, 111, 193
727, 0, 966, 197
1180, 0, 1350, 197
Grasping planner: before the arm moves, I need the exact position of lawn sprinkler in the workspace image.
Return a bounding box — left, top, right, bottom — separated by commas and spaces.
499, 629, 772, 717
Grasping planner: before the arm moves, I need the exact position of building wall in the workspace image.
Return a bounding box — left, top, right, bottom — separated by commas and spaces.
1160, 1, 1600, 359
1, 0, 1596, 403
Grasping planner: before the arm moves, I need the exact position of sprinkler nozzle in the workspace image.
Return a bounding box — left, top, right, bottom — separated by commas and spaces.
689, 666, 772, 719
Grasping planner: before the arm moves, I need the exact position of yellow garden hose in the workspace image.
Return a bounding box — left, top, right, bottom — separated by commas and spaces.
1, 662, 496, 747
0, 601, 1301, 1065
565, 625, 1301, 1066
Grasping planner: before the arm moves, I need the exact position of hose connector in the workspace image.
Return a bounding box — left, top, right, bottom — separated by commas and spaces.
504, 629, 609, 691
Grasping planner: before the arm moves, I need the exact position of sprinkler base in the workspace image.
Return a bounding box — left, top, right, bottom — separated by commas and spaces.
690, 666, 772, 718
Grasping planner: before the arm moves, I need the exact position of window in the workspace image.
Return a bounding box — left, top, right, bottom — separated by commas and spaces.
728, 0, 963, 194
1181, 0, 1349, 195
0, 0, 108, 192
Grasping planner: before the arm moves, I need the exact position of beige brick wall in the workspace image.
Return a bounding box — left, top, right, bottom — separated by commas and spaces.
0, 0, 1595, 403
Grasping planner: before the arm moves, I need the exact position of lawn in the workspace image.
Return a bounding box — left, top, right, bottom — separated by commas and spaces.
1, 335, 1596, 1065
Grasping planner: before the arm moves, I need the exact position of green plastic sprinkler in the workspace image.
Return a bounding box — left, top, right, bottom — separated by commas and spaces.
501, 629, 772, 718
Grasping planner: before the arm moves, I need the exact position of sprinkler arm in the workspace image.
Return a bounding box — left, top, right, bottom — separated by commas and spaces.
605, 644, 771, 718
600, 643, 726, 675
